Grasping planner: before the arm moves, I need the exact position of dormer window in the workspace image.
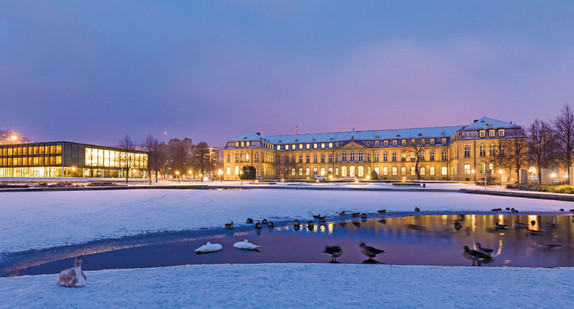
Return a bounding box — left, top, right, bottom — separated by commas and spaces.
321, 143, 325, 148
430, 138, 435, 145
479, 130, 486, 137
285, 145, 289, 150
329, 142, 333, 148
241, 141, 245, 147
489, 130, 495, 137
246, 141, 250, 147
235, 142, 239, 147
384, 140, 389, 146
306, 144, 310, 149
277, 145, 281, 150
499, 129, 505, 137
392, 140, 397, 146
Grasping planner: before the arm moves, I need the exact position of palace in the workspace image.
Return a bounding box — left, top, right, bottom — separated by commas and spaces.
0, 141, 148, 179
223, 117, 526, 182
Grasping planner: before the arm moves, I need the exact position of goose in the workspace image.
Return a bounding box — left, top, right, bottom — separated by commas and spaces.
513, 221, 528, 229
360, 213, 368, 219
313, 214, 322, 220
316, 215, 327, 223
491, 208, 502, 212
476, 243, 493, 255
414, 207, 420, 212
350, 212, 361, 218
267, 221, 275, 228
530, 220, 536, 227
454, 221, 463, 231
293, 220, 301, 229
225, 221, 234, 229
461, 246, 493, 266
261, 219, 269, 225
559, 208, 564, 212
246, 218, 254, 224
359, 242, 385, 260
255, 222, 262, 229
339, 211, 347, 217
58, 256, 87, 287
323, 246, 343, 263
233, 239, 260, 250
377, 209, 387, 215
195, 242, 223, 254
529, 229, 547, 236
307, 221, 315, 230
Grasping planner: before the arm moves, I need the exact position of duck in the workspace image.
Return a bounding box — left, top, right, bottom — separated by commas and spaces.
316, 215, 327, 223
414, 207, 420, 212
359, 242, 385, 260
360, 213, 368, 219
339, 211, 347, 217
350, 212, 361, 218
313, 214, 322, 220
58, 255, 87, 287
461, 246, 493, 266
323, 246, 343, 263
254, 222, 262, 229
530, 220, 536, 227
476, 243, 493, 255
267, 221, 275, 228
559, 208, 564, 212
495, 222, 508, 230
261, 219, 269, 225
491, 208, 502, 212
307, 221, 315, 230
225, 221, 234, 229
513, 221, 528, 229
233, 239, 260, 250
246, 218, 254, 224
378, 209, 387, 215
293, 220, 301, 228
195, 242, 223, 254
454, 221, 463, 231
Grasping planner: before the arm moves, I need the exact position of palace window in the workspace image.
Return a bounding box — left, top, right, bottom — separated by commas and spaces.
299, 155, 303, 163
479, 145, 486, 157
299, 168, 303, 176
499, 130, 505, 137
393, 140, 397, 146
410, 167, 416, 176
442, 167, 447, 175
246, 153, 250, 161
292, 155, 296, 163
430, 166, 435, 176
321, 143, 325, 148
410, 152, 415, 160
342, 153, 347, 162
384, 140, 389, 146
375, 141, 380, 146
401, 153, 406, 161
342, 166, 347, 177
420, 167, 426, 176
313, 168, 318, 175
464, 146, 471, 158
299, 144, 303, 149
292, 168, 296, 176
329, 142, 333, 148
305, 168, 310, 176
430, 138, 435, 145
401, 167, 407, 176
277, 145, 281, 150
374, 153, 379, 162
442, 150, 448, 161
489, 144, 495, 156
328, 154, 333, 163
402, 139, 407, 145
392, 152, 397, 161
479, 130, 485, 137
464, 164, 471, 175
429, 151, 435, 161
350, 166, 355, 177
313, 143, 318, 149
235, 153, 239, 162
442, 138, 447, 144
313, 155, 317, 163
306, 144, 310, 149
321, 168, 326, 176
358, 166, 364, 177
383, 152, 388, 161
350, 153, 355, 162
383, 167, 389, 176
306, 155, 310, 163
358, 153, 364, 162
489, 130, 495, 137
321, 154, 325, 163
226, 154, 230, 163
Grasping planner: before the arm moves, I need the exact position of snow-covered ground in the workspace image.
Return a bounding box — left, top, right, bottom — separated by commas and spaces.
1, 264, 572, 308
1, 187, 572, 308
0, 187, 569, 255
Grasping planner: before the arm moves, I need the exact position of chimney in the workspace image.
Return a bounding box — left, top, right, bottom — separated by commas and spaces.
256, 132, 261, 136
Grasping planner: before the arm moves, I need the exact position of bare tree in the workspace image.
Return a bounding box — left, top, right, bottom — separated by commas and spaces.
409, 139, 424, 180
274, 153, 290, 180
142, 134, 160, 184
528, 119, 558, 184
553, 104, 574, 180
192, 142, 210, 181
118, 135, 136, 150
168, 138, 193, 180
504, 129, 528, 179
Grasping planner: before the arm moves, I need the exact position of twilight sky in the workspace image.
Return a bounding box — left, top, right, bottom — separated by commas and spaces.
1, 1, 574, 147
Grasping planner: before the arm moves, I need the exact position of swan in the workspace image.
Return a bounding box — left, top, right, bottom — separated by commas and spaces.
233, 239, 260, 250
323, 246, 343, 263
293, 220, 301, 228
58, 255, 87, 287
359, 242, 385, 260
195, 242, 223, 254
454, 221, 463, 231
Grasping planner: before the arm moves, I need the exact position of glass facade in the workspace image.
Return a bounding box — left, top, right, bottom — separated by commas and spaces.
0, 142, 148, 178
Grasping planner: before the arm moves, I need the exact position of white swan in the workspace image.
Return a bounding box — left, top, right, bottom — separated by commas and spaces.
58, 256, 86, 287
195, 242, 223, 254
233, 239, 260, 250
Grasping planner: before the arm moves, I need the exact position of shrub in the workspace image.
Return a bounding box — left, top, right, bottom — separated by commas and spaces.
370, 171, 380, 181
239, 166, 257, 180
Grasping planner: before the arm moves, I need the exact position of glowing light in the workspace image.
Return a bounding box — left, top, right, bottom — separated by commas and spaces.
498, 170, 503, 174
10, 135, 18, 141
551, 173, 557, 178
203, 176, 209, 182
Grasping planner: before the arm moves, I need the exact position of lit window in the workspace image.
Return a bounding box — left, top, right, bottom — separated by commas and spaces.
489, 130, 495, 137
350, 166, 355, 177
306, 168, 310, 176
227, 167, 231, 175
321, 143, 325, 148
329, 142, 333, 148
479, 131, 485, 137
499, 130, 505, 137
401, 167, 406, 176
342, 166, 347, 177
464, 164, 471, 174
442, 167, 447, 175
306, 144, 310, 149
285, 145, 289, 150
358, 166, 364, 177
384, 167, 389, 175
420, 167, 426, 176
313, 143, 317, 149
411, 167, 416, 175
430, 166, 435, 176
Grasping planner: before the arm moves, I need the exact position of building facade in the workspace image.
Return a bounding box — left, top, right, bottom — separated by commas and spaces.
0, 141, 148, 179
223, 117, 526, 182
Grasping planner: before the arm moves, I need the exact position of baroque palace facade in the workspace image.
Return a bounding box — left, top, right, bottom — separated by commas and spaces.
223, 117, 525, 181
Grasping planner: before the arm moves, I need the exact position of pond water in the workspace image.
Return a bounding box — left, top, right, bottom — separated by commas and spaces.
2, 212, 573, 277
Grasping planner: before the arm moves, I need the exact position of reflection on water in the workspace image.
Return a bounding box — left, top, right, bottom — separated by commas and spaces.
2, 214, 574, 277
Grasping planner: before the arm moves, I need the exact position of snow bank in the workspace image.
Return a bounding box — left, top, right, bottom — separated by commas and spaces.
0, 264, 572, 308
0, 189, 570, 255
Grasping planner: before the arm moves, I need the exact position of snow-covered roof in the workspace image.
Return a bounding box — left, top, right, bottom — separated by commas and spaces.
462, 117, 519, 130
229, 117, 518, 145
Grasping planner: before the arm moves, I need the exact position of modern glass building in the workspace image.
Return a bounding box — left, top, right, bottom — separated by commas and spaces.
0, 141, 148, 178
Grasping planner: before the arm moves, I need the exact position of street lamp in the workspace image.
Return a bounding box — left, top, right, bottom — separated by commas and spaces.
471, 169, 476, 183
498, 169, 503, 187
218, 169, 223, 182
71, 166, 76, 185
175, 171, 180, 183
10, 135, 18, 144
188, 170, 192, 180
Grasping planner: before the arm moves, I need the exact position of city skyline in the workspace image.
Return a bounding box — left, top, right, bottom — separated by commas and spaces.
2, 1, 574, 147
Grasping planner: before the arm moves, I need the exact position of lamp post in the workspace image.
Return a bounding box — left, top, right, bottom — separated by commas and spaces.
218, 169, 223, 182
175, 171, 180, 183
10, 135, 18, 144
498, 169, 503, 187
71, 166, 76, 186
188, 170, 192, 181
471, 169, 476, 183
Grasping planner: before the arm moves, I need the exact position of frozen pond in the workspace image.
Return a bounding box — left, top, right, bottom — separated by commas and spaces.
2, 212, 573, 276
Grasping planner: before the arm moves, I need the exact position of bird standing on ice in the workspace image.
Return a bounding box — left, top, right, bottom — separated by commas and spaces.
359, 242, 385, 260
58, 255, 87, 287
323, 246, 343, 263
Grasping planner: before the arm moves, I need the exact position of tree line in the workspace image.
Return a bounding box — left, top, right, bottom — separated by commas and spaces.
118, 134, 220, 183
